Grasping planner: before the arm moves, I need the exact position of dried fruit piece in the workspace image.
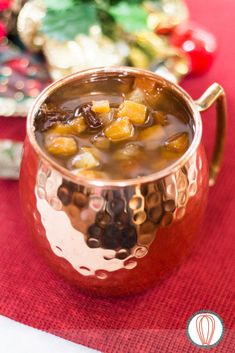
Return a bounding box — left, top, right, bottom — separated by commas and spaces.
165, 132, 189, 153
127, 88, 146, 104
145, 90, 164, 107
134, 77, 156, 92
98, 109, 115, 126
76, 170, 108, 179
152, 111, 168, 126
117, 100, 147, 125
48, 123, 74, 135
113, 143, 143, 160
104, 117, 134, 142
92, 100, 110, 114
35, 104, 73, 132
92, 135, 110, 150
72, 148, 99, 169
161, 132, 189, 159
46, 116, 87, 135
45, 136, 77, 157
70, 116, 87, 134
77, 103, 102, 129
139, 125, 165, 142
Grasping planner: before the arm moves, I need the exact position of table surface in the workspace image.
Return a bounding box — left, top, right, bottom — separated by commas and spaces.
0, 316, 100, 353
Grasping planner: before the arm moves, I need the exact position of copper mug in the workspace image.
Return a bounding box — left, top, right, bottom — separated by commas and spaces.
19, 67, 227, 296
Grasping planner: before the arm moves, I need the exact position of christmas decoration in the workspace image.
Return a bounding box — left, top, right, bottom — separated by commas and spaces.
0, 0, 218, 178
170, 22, 217, 75
0, 139, 22, 178
0, 39, 51, 117
0, 0, 27, 35
17, 0, 189, 81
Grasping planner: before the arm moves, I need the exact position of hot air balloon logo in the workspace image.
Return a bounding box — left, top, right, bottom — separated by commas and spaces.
187, 311, 224, 348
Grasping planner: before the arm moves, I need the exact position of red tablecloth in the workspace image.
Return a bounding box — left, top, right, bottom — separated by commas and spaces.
0, 1, 234, 352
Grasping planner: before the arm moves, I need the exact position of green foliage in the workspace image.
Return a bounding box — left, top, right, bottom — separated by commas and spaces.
41, 3, 99, 41
110, 2, 147, 32
41, 0, 153, 41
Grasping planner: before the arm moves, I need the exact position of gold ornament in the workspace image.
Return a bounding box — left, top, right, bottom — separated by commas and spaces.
42, 30, 129, 81
145, 0, 189, 30
17, 0, 45, 52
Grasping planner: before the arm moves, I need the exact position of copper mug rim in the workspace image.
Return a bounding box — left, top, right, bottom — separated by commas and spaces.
27, 66, 202, 188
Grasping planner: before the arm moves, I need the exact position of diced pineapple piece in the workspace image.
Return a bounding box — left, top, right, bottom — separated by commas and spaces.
145, 90, 164, 107
164, 132, 189, 155
98, 109, 115, 126
127, 88, 146, 104
152, 111, 168, 126
117, 100, 147, 125
70, 116, 87, 134
139, 125, 165, 141
91, 100, 110, 114
47, 117, 86, 135
45, 136, 77, 157
92, 135, 110, 150
72, 148, 99, 169
104, 117, 134, 142
113, 143, 143, 160
48, 124, 73, 135
134, 77, 156, 92
76, 170, 108, 179
160, 149, 180, 160
160, 132, 189, 160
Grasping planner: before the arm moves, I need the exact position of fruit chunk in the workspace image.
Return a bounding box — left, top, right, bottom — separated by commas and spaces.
92, 135, 110, 150
113, 143, 143, 160
78, 103, 102, 129
92, 100, 110, 114
139, 125, 165, 150
117, 100, 147, 125
165, 132, 189, 153
48, 123, 74, 135
127, 88, 146, 104
139, 125, 165, 141
134, 77, 156, 92
72, 148, 99, 169
70, 116, 87, 134
152, 111, 168, 126
161, 132, 189, 159
76, 170, 108, 179
98, 109, 115, 126
45, 136, 77, 157
104, 117, 134, 142
47, 116, 87, 135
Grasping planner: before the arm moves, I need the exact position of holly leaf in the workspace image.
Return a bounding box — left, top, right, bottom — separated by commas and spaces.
41, 4, 99, 41
110, 2, 148, 33
43, 0, 77, 11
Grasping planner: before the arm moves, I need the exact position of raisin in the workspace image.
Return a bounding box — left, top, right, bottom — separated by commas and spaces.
77, 103, 102, 129
35, 104, 73, 132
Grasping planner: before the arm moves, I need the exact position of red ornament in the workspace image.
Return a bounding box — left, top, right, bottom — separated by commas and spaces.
0, 0, 11, 11
0, 21, 6, 40
170, 22, 217, 75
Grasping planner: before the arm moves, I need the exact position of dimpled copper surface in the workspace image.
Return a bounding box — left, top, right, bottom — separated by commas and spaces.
20, 134, 208, 296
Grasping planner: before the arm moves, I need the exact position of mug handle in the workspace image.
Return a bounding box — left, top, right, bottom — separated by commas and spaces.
195, 83, 227, 187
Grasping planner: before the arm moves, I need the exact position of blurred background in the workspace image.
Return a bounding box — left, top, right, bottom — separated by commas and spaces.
0, 0, 219, 178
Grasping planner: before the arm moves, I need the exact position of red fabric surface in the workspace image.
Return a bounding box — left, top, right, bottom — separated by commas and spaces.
0, 0, 234, 352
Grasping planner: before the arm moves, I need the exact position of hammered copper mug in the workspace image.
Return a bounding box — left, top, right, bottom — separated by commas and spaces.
19, 67, 227, 296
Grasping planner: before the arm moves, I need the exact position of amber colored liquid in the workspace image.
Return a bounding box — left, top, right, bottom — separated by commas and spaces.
35, 73, 194, 180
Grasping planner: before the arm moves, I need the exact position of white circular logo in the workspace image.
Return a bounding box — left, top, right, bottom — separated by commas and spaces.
187, 311, 224, 348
